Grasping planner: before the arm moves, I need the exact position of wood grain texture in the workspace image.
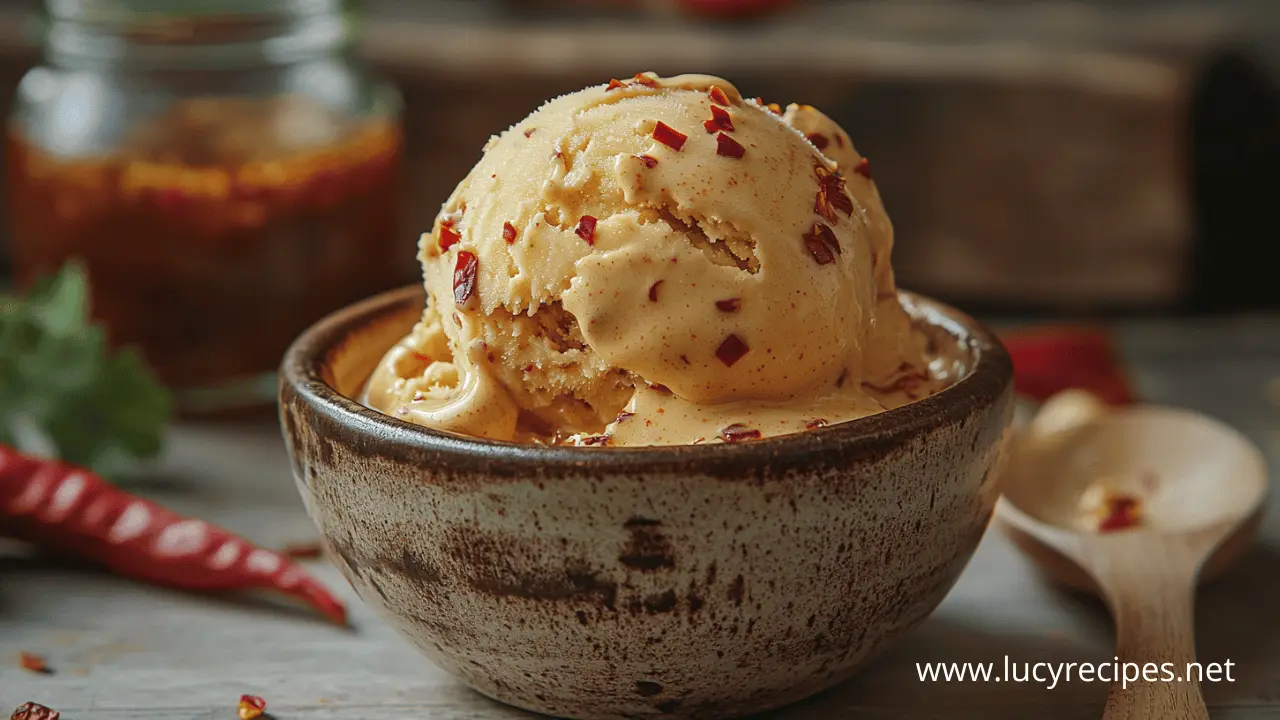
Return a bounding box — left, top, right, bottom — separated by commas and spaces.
1092, 538, 1207, 720
2, 316, 1279, 718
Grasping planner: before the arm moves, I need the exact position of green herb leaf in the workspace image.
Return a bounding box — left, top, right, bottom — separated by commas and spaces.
0, 262, 172, 478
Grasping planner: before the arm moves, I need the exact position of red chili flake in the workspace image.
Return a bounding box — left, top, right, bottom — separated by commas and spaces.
523, 363, 535, 373
579, 435, 611, 447
715, 133, 746, 159
575, 215, 597, 245
807, 133, 830, 150
835, 133, 846, 148
636, 154, 659, 168
720, 424, 762, 443
806, 222, 841, 259
803, 224, 837, 265
805, 418, 829, 430
411, 352, 432, 366
438, 225, 461, 251
616, 411, 635, 423
652, 122, 687, 151
503, 221, 517, 244
1098, 495, 1142, 533
703, 105, 734, 133
281, 542, 324, 559
238, 695, 267, 720
708, 85, 731, 106
715, 298, 742, 313
648, 383, 673, 395
814, 164, 854, 222
453, 251, 479, 306
10, 703, 59, 720
648, 280, 664, 302
715, 334, 750, 367
632, 72, 658, 87
679, 354, 691, 365
523, 128, 536, 138
853, 157, 872, 179
18, 652, 51, 675
607, 78, 626, 91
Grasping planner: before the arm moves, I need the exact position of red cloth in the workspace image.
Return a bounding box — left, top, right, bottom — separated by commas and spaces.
1001, 326, 1136, 405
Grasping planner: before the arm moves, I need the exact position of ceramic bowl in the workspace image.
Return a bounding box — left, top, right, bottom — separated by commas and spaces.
279, 285, 1014, 719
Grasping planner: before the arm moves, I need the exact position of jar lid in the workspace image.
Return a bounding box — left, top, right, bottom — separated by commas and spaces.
46, 0, 350, 24
40, 0, 359, 64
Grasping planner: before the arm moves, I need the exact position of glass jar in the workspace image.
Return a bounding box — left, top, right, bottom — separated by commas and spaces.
5, 0, 407, 413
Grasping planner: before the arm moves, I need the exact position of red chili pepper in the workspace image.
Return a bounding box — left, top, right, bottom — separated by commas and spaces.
1001, 326, 1136, 405
0, 445, 347, 626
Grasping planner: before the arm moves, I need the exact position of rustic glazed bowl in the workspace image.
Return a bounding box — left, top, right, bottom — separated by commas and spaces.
279, 285, 1014, 720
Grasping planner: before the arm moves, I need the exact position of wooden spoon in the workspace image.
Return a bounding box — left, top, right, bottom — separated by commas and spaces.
997, 391, 1269, 720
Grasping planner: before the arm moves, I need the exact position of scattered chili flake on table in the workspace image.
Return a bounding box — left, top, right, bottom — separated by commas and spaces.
238, 694, 268, 720
652, 122, 688, 151
715, 133, 746, 159
720, 424, 762, 443
575, 215, 598, 245
18, 652, 51, 675
648, 280, 664, 302
715, 298, 742, 313
853, 157, 872, 179
807, 133, 830, 150
704, 105, 734, 133
716, 334, 750, 367
502, 221, 517, 244
0, 445, 348, 626
9, 703, 59, 720
453, 251, 479, 306
636, 154, 658, 168
708, 85, 731, 106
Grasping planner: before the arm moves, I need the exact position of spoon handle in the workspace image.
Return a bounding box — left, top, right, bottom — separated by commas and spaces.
1093, 541, 1208, 720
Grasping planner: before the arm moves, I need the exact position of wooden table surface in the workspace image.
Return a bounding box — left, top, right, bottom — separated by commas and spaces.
2, 316, 1278, 719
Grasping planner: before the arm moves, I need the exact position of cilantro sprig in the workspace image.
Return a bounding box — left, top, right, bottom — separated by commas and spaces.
0, 262, 171, 478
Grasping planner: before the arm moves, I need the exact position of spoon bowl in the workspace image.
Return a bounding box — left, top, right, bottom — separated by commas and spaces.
997, 393, 1268, 719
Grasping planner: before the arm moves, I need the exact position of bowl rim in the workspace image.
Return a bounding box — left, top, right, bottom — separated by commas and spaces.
279, 285, 1012, 478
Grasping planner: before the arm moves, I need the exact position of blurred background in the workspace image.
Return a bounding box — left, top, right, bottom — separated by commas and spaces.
0, 0, 1277, 411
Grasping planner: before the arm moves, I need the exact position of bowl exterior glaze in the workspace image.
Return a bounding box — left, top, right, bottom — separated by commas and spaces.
280, 286, 1014, 720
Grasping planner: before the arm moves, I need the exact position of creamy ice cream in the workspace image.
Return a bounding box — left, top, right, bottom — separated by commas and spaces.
364, 73, 954, 446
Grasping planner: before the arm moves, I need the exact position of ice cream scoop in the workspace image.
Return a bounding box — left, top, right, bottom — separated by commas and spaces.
365, 73, 952, 445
